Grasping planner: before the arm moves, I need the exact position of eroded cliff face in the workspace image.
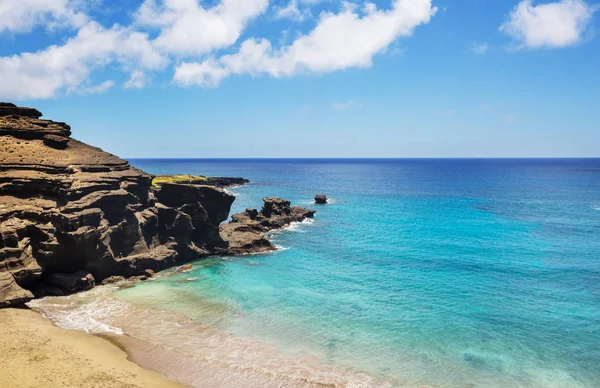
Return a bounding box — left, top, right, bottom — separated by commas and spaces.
0, 103, 235, 307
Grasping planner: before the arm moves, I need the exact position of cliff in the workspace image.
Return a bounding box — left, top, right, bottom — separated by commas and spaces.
0, 103, 315, 307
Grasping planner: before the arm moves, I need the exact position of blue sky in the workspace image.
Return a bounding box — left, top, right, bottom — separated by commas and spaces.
1, 0, 599, 158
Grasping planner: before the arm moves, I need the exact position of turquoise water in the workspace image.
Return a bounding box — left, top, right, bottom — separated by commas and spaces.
36, 159, 600, 387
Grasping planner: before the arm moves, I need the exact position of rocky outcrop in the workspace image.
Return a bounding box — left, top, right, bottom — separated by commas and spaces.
152, 175, 249, 189
314, 194, 328, 204
220, 197, 315, 254
0, 104, 238, 307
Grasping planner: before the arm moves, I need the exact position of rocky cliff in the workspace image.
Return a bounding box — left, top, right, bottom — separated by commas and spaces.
0, 103, 315, 308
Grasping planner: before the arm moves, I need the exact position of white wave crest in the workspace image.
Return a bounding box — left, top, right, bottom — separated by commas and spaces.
27, 289, 125, 335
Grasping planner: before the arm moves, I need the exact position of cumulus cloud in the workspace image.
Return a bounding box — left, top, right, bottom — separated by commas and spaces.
500, 0, 596, 49
0, 0, 88, 34
135, 0, 269, 55
174, 0, 438, 87
1, 0, 438, 99
0, 22, 166, 99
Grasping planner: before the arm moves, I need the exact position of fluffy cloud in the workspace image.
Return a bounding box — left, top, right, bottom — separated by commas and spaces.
135, 0, 269, 55
124, 70, 148, 89
174, 0, 438, 87
0, 22, 165, 99
274, 0, 312, 22
1, 0, 437, 99
500, 0, 596, 49
0, 0, 88, 33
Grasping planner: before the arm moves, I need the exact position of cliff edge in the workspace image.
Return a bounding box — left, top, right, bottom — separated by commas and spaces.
0, 103, 316, 308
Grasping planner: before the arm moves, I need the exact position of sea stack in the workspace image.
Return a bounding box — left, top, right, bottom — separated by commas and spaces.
314, 194, 328, 204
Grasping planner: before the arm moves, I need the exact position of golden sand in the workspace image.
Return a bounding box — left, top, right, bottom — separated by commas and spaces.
0, 308, 186, 388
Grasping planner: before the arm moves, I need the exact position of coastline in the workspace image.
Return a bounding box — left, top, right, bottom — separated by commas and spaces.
26, 264, 393, 388
0, 308, 187, 388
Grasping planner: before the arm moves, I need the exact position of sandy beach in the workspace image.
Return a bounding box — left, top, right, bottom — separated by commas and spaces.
0, 308, 186, 388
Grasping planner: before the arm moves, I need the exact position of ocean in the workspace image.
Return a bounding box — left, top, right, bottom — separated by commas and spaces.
29, 159, 600, 387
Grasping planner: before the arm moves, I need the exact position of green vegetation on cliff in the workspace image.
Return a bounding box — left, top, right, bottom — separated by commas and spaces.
152, 175, 207, 186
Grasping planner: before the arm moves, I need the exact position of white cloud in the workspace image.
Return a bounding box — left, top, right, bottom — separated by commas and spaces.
500, 0, 596, 49
470, 42, 489, 55
274, 0, 312, 21
79, 80, 115, 95
174, 0, 438, 87
0, 0, 88, 34
331, 100, 362, 111
124, 70, 148, 89
1, 0, 438, 99
505, 113, 517, 123
0, 22, 166, 99
135, 0, 269, 56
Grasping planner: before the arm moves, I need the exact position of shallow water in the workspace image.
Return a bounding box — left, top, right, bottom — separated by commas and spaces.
29, 159, 600, 387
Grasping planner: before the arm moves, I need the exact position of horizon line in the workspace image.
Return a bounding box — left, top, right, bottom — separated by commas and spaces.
126, 157, 600, 160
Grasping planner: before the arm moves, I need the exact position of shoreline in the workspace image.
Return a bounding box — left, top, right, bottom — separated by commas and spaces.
26, 270, 393, 388
0, 307, 187, 388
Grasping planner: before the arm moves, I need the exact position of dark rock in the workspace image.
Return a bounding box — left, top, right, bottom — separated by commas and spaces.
246, 208, 258, 219
220, 197, 315, 255
0, 103, 318, 308
140, 269, 155, 278
0, 103, 237, 307
43, 134, 69, 149
0, 105, 42, 118
45, 270, 95, 293
204, 177, 250, 188
314, 194, 328, 204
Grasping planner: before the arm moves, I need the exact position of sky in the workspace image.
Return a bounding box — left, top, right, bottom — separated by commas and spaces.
0, 0, 599, 158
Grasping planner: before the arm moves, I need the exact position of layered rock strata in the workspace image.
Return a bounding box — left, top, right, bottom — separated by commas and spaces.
0, 104, 235, 306
0, 103, 315, 307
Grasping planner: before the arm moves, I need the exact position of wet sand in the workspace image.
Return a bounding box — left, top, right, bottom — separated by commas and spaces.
0, 308, 186, 388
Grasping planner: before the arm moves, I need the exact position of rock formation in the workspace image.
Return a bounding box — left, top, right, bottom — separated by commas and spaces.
0, 103, 315, 308
0, 104, 236, 306
220, 197, 315, 254
152, 175, 249, 188
314, 194, 328, 204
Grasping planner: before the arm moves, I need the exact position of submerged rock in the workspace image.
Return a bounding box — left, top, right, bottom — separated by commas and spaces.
176, 264, 193, 273
101, 276, 126, 285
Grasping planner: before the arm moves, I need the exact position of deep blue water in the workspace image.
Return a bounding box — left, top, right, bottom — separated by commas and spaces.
51, 159, 600, 386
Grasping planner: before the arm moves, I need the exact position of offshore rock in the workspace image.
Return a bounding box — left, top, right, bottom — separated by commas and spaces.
0, 103, 236, 307
220, 197, 315, 254
314, 194, 328, 204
